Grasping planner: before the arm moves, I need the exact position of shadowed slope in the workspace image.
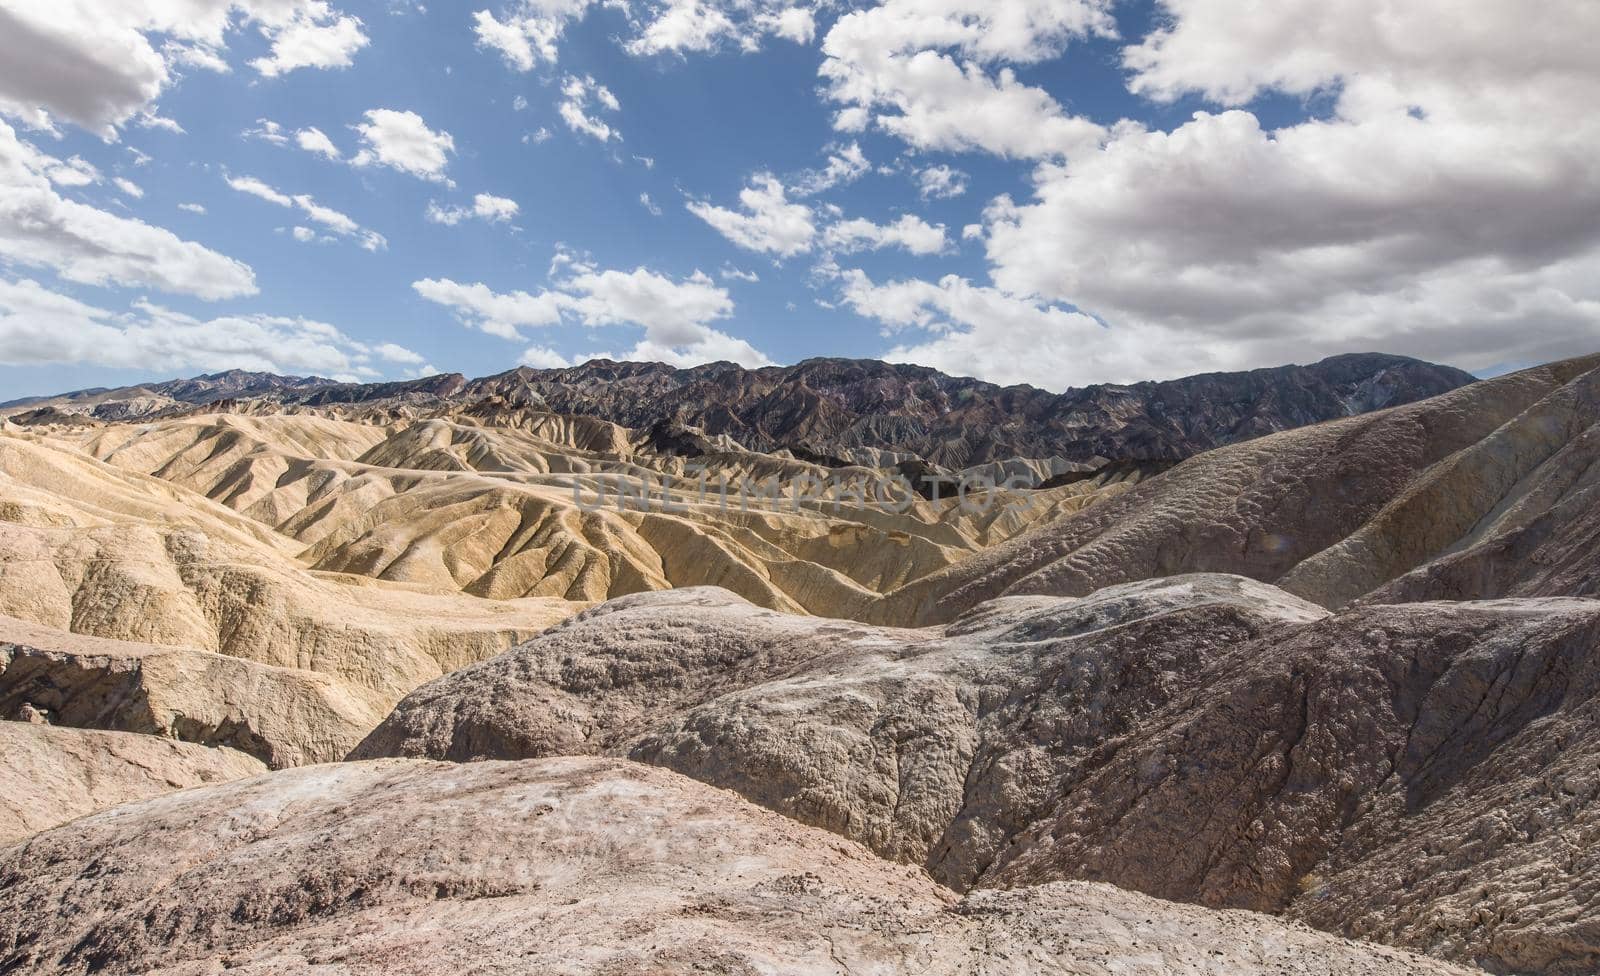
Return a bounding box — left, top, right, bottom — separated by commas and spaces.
872, 354, 1600, 625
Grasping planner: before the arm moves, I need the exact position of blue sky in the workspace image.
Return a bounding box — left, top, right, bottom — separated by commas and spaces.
1, 0, 1596, 400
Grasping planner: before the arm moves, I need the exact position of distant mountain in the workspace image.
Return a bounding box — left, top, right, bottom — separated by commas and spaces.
4, 354, 1476, 469
0, 369, 336, 413
151, 369, 338, 403
456, 353, 1476, 468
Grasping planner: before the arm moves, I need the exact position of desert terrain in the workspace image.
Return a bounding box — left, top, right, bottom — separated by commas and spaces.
3, 352, 1598, 974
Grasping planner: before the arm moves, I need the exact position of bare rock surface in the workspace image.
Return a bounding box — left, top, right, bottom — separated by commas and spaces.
0, 756, 1473, 976
874, 355, 1600, 625
358, 581, 1600, 973
988, 598, 1600, 975
0, 721, 263, 844
354, 577, 1327, 889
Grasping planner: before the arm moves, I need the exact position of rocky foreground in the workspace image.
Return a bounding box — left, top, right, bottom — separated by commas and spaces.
350, 579, 1600, 974
0, 757, 1473, 976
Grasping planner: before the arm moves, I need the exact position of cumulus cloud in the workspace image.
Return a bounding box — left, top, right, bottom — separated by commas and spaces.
916, 164, 967, 199
414, 260, 771, 368
792, 142, 870, 196
0, 276, 420, 380
472, 0, 594, 71
351, 109, 455, 183
412, 277, 565, 340
112, 176, 143, 198
822, 214, 948, 256
558, 75, 620, 142
836, 268, 1182, 390
519, 344, 571, 368
624, 0, 818, 57
639, 192, 662, 216
295, 126, 342, 159
0, 121, 255, 299
250, 5, 369, 77
688, 175, 816, 257
0, 0, 369, 135
426, 193, 520, 226
819, 0, 1113, 159
972, 0, 1600, 379
473, 0, 817, 68
226, 173, 386, 251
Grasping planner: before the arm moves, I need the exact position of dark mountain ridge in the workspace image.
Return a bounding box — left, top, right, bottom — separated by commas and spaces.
4, 354, 1475, 469
457, 352, 1475, 467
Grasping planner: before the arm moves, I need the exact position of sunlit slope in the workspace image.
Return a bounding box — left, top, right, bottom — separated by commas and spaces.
56, 410, 1121, 617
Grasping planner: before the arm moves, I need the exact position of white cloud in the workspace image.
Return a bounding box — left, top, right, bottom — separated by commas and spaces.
412, 277, 564, 339
818, 0, 1112, 159
0, 1, 370, 136
519, 345, 571, 368
112, 176, 144, 198
291, 225, 317, 242
974, 0, 1600, 379
688, 175, 815, 257
226, 173, 386, 251
558, 75, 620, 142
178, 202, 207, 214
136, 112, 184, 134
251, 6, 369, 77
245, 118, 290, 145
837, 268, 1170, 390
793, 142, 870, 196
639, 192, 662, 216
0, 276, 418, 381
762, 6, 814, 45
822, 214, 949, 256
351, 108, 455, 183
43, 155, 101, 188
426, 192, 520, 225
226, 174, 292, 207
375, 341, 426, 365
295, 126, 342, 159
472, 1, 593, 71
916, 163, 968, 199
415, 262, 771, 368
625, 1, 820, 56
0, 121, 255, 299
473, 1, 817, 70
523, 126, 552, 145
719, 265, 759, 283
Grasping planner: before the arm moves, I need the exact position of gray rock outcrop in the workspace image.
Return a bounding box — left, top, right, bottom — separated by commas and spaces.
0, 756, 1473, 976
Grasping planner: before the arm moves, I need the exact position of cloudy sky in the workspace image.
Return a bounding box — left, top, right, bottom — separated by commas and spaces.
1, 0, 1596, 397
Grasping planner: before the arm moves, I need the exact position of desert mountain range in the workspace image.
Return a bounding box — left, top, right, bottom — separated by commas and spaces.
3, 351, 1598, 974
